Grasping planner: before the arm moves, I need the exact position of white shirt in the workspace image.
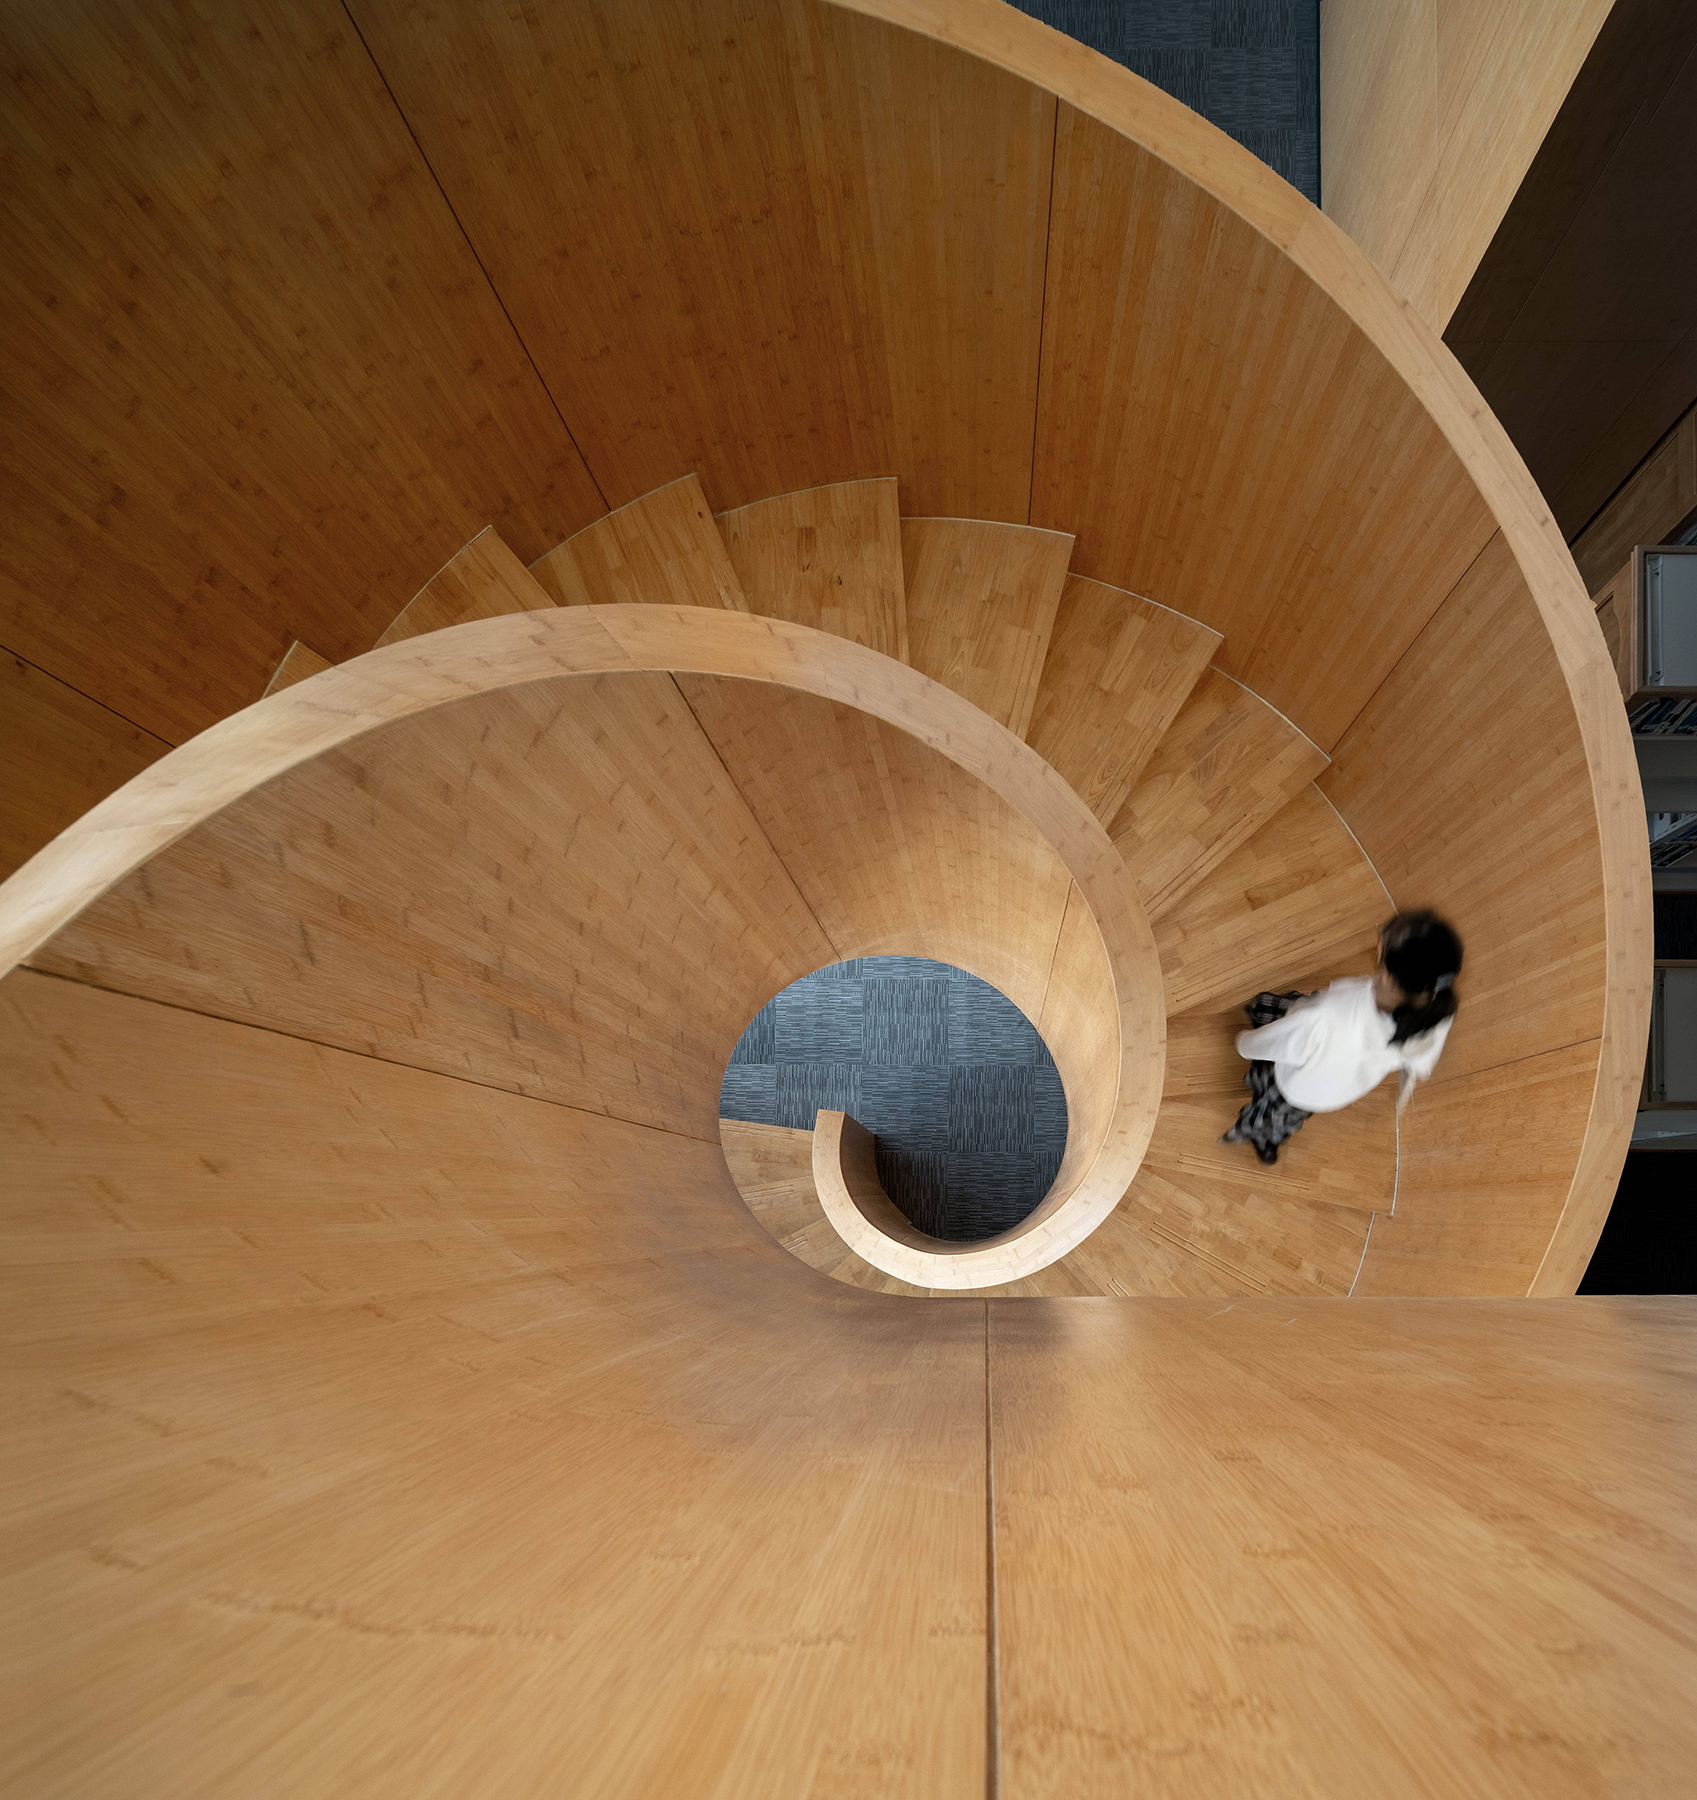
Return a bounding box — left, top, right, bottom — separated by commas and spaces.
1234, 976, 1453, 1113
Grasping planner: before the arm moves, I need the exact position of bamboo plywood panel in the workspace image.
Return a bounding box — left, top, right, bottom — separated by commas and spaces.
349, 0, 1053, 519
1320, 534, 1608, 1085
990, 1294, 1697, 1797
260, 641, 332, 698
1322, 0, 1613, 332
1108, 671, 1329, 921
373, 528, 555, 648
717, 478, 907, 660
0, 0, 604, 747
1, 970, 987, 1797
1153, 786, 1388, 1016
678, 676, 1076, 1027
530, 477, 745, 613
1024, 577, 1221, 827
29, 675, 836, 1141
1319, 0, 1441, 322
1321, 527, 1650, 1293
902, 519, 1074, 737
1358, 1038, 1600, 1296
1031, 103, 1498, 752
0, 653, 171, 882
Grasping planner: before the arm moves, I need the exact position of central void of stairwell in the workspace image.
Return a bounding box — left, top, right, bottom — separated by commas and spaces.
721, 957, 1069, 1242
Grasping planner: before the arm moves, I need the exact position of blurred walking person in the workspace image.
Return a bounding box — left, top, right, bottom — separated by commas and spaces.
1221, 911, 1463, 1166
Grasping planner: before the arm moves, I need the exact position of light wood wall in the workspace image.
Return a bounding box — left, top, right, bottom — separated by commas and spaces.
1320, 0, 1615, 331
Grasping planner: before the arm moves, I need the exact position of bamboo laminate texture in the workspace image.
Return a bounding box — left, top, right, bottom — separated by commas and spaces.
716, 478, 908, 661
835, 0, 1648, 1273
373, 527, 555, 647
0, 0, 604, 746
1320, 531, 1650, 1293
720, 1118, 957, 1297
530, 477, 745, 613
2, 598, 1167, 1293
29, 673, 834, 1141
1, 969, 987, 1796
1107, 670, 1329, 922
676, 676, 1077, 1030
0, 653, 171, 882
1152, 785, 1389, 1018
348, 0, 1053, 519
723, 965, 1385, 1305
1029, 98, 1498, 754
901, 518, 1074, 737
1024, 577, 1222, 826
260, 640, 333, 697
989, 1294, 1697, 1798
1320, 0, 1614, 331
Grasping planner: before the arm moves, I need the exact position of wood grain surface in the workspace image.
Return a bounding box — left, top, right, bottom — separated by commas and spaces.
1320, 0, 1613, 331
1, 969, 988, 1798
1108, 671, 1329, 922
260, 641, 333, 699
0, 0, 603, 746
0, 654, 171, 882
717, 478, 907, 661
32, 671, 834, 1140
1570, 402, 1697, 594
990, 1292, 1697, 1798
1025, 577, 1222, 827
348, 0, 1053, 519
374, 527, 556, 647
1030, 99, 1498, 752
530, 477, 743, 612
901, 518, 1075, 737
1320, 531, 1651, 1292
1153, 785, 1389, 1018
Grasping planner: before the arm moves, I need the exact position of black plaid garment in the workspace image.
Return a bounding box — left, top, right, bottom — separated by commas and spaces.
1220, 991, 1315, 1165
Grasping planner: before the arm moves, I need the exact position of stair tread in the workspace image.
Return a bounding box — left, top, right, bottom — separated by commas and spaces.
717, 477, 907, 661
375, 528, 553, 648
902, 517, 1073, 735
533, 474, 745, 611
1111, 669, 1330, 921
1025, 575, 1222, 826
261, 640, 332, 698
1154, 784, 1387, 1016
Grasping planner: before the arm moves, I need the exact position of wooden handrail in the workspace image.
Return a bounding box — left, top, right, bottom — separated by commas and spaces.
0, 600, 1164, 1290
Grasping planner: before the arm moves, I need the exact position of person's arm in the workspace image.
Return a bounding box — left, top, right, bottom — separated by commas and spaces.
1235, 1007, 1318, 1065
1395, 1016, 1455, 1111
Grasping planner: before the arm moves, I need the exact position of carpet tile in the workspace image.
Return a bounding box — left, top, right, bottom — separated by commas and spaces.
721, 955, 1069, 1242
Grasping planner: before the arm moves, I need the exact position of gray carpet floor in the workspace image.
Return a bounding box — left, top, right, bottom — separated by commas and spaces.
1012, 0, 1320, 202
720, 958, 1068, 1242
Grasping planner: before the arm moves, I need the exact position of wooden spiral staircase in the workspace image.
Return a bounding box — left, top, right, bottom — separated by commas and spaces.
257, 472, 1392, 1299
2, 1, 1686, 1794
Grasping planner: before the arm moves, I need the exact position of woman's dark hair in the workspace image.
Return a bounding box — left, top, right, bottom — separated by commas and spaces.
1379, 910, 1463, 1044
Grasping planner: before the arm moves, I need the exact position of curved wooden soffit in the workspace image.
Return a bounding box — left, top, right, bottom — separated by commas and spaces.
0, 604, 1166, 1289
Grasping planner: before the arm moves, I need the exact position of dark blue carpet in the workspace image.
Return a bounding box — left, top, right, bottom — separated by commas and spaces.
721, 958, 1068, 1242
1011, 0, 1320, 203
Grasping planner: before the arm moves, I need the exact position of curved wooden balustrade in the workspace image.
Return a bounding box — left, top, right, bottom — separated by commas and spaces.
4, 602, 1163, 1290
